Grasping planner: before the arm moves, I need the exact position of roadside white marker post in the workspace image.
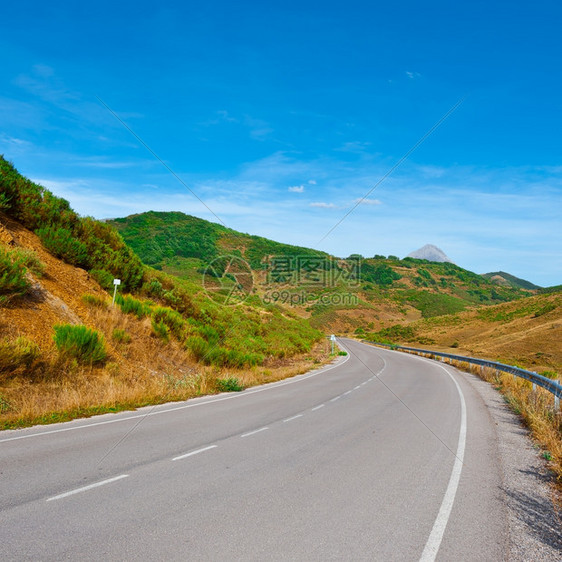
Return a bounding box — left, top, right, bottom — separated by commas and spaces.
112, 278, 121, 305
330, 334, 336, 355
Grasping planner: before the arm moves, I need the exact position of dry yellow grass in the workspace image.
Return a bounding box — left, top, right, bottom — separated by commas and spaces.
413, 355, 562, 485
409, 291, 562, 375
0, 213, 334, 429
0, 317, 332, 430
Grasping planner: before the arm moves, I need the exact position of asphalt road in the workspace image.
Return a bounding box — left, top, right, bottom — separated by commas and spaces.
0, 339, 509, 561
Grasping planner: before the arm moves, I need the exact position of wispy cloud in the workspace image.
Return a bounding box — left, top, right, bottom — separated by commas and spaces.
310, 202, 338, 209
244, 115, 273, 140
334, 141, 372, 154
288, 185, 305, 193
355, 198, 382, 205
22, 148, 562, 286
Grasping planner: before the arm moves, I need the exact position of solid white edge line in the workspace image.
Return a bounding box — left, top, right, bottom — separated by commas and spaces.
352, 339, 467, 562
1, 344, 352, 444
418, 363, 467, 561
283, 414, 303, 423
172, 445, 217, 461
241, 427, 269, 438
46, 474, 129, 502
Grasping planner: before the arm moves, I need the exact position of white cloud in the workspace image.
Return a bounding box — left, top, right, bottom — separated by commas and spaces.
288, 185, 305, 193
310, 202, 337, 209
354, 198, 382, 205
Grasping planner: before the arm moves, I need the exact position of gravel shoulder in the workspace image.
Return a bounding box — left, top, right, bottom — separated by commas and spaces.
457, 368, 562, 560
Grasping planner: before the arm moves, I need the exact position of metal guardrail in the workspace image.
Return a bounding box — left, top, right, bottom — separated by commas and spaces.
363, 340, 562, 408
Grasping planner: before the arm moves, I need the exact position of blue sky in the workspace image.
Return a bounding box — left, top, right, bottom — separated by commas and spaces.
1, 0, 561, 286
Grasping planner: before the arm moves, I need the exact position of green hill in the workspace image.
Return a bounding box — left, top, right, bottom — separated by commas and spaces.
0, 156, 324, 374
482, 270, 541, 290
110, 211, 532, 329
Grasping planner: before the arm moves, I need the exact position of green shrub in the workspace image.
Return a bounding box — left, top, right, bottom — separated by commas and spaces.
216, 377, 244, 392
143, 278, 163, 297
151, 318, 170, 342
53, 324, 107, 364
90, 269, 115, 291
82, 294, 108, 308
0, 394, 11, 413
115, 294, 151, 318
185, 335, 210, 361
0, 245, 30, 301
112, 328, 131, 344
0, 193, 11, 211
534, 303, 556, 317
0, 336, 40, 374
36, 225, 88, 267
151, 306, 186, 339
17, 248, 45, 277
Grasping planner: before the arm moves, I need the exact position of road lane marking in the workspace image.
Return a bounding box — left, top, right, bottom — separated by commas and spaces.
1, 351, 352, 444
283, 414, 303, 423
416, 363, 467, 562
352, 338, 468, 562
46, 474, 129, 502
172, 445, 217, 461
241, 427, 269, 438
311, 404, 325, 411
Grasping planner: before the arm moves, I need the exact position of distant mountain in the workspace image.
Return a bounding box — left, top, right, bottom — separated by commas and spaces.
482, 271, 541, 291
406, 244, 453, 263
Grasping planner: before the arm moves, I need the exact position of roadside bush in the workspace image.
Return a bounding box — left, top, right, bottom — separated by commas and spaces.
0, 336, 40, 376
90, 269, 114, 291
53, 324, 107, 364
216, 377, 244, 392
112, 328, 131, 344
36, 225, 88, 267
151, 318, 170, 343
82, 294, 108, 308
115, 294, 151, 319
143, 278, 163, 298
0, 246, 30, 302
185, 336, 210, 361
151, 306, 186, 339
17, 248, 45, 277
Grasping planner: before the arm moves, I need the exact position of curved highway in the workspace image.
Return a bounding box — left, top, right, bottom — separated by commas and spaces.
1, 339, 509, 560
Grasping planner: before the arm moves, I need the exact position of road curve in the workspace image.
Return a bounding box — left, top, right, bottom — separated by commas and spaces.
1, 339, 509, 560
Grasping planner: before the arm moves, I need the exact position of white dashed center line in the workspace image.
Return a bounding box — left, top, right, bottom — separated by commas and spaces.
241, 427, 269, 438
47, 475, 129, 502
172, 445, 217, 461
283, 414, 303, 423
